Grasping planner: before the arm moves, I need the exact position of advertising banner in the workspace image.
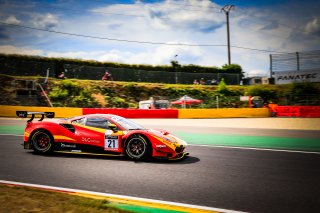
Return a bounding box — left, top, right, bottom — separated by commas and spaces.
274, 70, 320, 84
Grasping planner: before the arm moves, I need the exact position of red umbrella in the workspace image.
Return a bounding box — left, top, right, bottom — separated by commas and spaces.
171, 95, 203, 105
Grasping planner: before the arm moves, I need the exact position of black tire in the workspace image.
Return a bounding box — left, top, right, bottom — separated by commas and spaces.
30, 130, 54, 154
125, 135, 150, 160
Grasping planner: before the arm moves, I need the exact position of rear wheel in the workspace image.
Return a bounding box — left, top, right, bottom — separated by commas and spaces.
31, 130, 54, 154
125, 135, 150, 160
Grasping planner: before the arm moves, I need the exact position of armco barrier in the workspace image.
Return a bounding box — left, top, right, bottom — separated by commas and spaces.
82, 108, 179, 118
300, 106, 320, 117
275, 106, 300, 117
275, 106, 320, 118
178, 108, 269, 119
0, 105, 270, 119
0, 105, 82, 118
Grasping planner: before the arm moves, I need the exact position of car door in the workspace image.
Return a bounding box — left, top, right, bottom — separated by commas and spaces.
74, 116, 123, 152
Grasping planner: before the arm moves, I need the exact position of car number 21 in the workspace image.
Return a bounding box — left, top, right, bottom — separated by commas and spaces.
104, 135, 119, 150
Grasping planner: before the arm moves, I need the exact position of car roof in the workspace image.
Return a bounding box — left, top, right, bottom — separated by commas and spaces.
73, 114, 122, 120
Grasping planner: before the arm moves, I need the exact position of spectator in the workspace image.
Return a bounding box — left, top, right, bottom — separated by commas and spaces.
193, 79, 199, 85
206, 79, 212, 85
199, 78, 205, 85
211, 78, 217, 85
102, 71, 112, 81
58, 72, 65, 79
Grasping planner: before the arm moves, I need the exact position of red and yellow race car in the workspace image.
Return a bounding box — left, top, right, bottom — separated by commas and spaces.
16, 111, 188, 160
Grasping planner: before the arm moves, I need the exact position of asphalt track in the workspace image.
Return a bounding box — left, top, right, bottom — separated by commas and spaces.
1, 118, 320, 213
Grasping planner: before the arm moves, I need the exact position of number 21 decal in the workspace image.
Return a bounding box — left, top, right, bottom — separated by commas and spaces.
104, 134, 119, 150
107, 139, 117, 148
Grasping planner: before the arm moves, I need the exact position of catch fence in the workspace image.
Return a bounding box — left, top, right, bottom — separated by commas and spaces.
270, 50, 320, 74
57, 64, 241, 85
0, 56, 240, 85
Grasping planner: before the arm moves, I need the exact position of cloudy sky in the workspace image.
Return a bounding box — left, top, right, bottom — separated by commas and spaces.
0, 0, 319, 76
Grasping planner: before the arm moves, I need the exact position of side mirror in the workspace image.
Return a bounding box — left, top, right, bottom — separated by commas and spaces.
108, 124, 118, 132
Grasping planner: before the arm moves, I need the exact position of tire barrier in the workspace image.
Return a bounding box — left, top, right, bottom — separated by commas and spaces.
82, 108, 179, 118
0, 105, 82, 118
178, 108, 269, 119
6, 105, 320, 118
275, 106, 320, 118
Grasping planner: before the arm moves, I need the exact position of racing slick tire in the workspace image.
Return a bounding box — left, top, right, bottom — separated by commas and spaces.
125, 135, 150, 160
30, 130, 54, 154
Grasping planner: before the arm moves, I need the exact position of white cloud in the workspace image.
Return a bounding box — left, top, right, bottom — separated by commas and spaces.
1, 0, 320, 77
0, 45, 43, 55
45, 42, 203, 66
304, 17, 320, 35
29, 13, 59, 30
3, 15, 21, 24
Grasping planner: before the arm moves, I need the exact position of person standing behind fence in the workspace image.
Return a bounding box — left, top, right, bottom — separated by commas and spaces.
102, 70, 113, 81
199, 78, 205, 85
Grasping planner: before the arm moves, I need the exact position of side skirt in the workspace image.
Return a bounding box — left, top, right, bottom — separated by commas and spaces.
54, 151, 124, 157
53, 142, 124, 157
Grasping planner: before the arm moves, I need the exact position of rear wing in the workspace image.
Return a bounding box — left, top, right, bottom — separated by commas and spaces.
16, 111, 55, 122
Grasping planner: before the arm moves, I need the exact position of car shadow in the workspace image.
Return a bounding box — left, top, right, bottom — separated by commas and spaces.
140, 155, 200, 164
30, 151, 200, 164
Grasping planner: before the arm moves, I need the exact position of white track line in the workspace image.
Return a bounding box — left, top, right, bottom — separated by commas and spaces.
0, 134, 23, 137
0, 180, 245, 213
189, 144, 320, 154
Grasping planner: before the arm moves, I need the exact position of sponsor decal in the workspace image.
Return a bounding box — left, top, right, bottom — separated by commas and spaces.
81, 137, 99, 143
61, 143, 76, 148
17, 112, 27, 118
274, 70, 320, 84
277, 73, 317, 81
156, 145, 167, 148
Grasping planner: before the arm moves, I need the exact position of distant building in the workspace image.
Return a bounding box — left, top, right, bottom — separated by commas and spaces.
243, 77, 274, 85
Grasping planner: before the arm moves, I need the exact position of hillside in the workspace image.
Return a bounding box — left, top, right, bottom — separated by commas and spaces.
1, 74, 319, 108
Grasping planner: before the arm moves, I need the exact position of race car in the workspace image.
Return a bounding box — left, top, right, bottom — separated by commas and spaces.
16, 111, 188, 160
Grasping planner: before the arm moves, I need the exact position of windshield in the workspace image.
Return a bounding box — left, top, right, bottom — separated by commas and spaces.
111, 115, 145, 130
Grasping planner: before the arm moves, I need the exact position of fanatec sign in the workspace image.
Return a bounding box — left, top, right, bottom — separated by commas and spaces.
274, 70, 320, 84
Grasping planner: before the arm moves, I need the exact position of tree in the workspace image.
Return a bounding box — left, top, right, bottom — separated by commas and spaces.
221, 63, 244, 78
170, 60, 181, 72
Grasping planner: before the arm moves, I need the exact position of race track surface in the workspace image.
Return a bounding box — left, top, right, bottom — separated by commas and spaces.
1, 118, 320, 212
1, 133, 320, 213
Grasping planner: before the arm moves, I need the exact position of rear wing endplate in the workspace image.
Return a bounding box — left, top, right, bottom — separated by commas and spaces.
16, 111, 55, 122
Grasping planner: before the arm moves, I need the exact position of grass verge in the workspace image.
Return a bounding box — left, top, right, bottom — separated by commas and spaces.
0, 184, 131, 213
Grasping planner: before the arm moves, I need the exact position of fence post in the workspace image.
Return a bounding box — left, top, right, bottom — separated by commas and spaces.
269, 54, 273, 78
296, 52, 300, 71
216, 96, 219, 108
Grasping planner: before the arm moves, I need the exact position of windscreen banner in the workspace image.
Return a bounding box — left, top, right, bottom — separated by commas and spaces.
274, 70, 320, 84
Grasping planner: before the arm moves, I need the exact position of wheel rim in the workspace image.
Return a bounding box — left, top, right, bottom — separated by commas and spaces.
32, 132, 51, 152
127, 137, 146, 158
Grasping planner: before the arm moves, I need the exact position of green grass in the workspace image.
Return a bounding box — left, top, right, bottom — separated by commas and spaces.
0, 185, 131, 213
176, 132, 320, 152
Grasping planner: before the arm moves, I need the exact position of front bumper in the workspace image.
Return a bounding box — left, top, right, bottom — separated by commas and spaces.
169, 152, 189, 160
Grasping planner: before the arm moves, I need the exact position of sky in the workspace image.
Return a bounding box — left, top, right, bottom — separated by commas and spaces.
0, 0, 319, 77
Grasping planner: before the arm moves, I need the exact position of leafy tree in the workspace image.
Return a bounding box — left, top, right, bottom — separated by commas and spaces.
216, 78, 238, 96
285, 82, 319, 96
246, 85, 278, 103
170, 60, 181, 72
221, 63, 244, 78
283, 82, 320, 105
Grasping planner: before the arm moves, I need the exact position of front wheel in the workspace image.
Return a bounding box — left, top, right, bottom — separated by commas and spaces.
31, 130, 54, 154
125, 135, 149, 160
